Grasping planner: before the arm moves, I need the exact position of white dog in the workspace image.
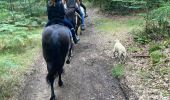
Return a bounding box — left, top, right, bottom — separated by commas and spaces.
113, 39, 126, 62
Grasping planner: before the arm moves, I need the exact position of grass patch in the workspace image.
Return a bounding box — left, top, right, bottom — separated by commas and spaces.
131, 29, 151, 44
0, 47, 40, 100
150, 50, 163, 64
0, 12, 9, 22
112, 64, 125, 78
0, 28, 42, 100
0, 1, 45, 99
128, 46, 141, 53
149, 43, 164, 54
148, 41, 169, 64
94, 16, 144, 34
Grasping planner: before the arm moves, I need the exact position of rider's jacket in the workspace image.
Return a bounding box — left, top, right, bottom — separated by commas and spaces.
47, 0, 65, 21
66, 0, 77, 8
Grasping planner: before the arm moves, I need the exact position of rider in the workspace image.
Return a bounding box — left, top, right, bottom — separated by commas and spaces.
64, 0, 86, 30
46, 0, 80, 44
79, 0, 88, 17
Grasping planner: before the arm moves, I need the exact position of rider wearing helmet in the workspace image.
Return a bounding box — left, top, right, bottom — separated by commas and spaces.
46, 0, 80, 44
64, 0, 86, 30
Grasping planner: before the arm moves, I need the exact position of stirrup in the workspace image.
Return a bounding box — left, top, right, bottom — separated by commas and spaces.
71, 28, 75, 31
85, 14, 88, 18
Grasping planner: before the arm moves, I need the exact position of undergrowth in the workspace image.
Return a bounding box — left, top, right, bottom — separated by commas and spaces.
0, 3, 44, 99
94, 16, 144, 34
0, 28, 41, 99
112, 64, 125, 78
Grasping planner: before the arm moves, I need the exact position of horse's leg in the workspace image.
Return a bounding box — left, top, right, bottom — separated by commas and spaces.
66, 43, 73, 64
46, 63, 56, 100
58, 62, 64, 87
58, 72, 63, 87
50, 79, 55, 100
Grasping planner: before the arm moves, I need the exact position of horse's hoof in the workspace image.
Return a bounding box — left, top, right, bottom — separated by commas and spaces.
50, 96, 56, 100
66, 60, 70, 64
58, 80, 63, 87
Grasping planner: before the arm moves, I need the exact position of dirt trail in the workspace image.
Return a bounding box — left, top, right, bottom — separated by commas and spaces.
18, 8, 128, 100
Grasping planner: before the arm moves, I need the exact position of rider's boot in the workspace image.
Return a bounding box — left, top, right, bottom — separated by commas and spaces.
79, 10, 86, 31
81, 25, 85, 30
74, 35, 80, 44
71, 28, 80, 44
85, 12, 88, 18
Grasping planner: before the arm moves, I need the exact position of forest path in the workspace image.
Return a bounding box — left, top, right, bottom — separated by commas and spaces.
18, 8, 129, 100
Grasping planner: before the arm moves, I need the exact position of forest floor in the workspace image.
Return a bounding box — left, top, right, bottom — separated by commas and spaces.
13, 8, 170, 100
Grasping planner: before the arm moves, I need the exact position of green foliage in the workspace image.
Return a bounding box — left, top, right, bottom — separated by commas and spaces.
0, 47, 40, 100
128, 46, 141, 53
6, 35, 26, 50
88, 0, 169, 14
149, 43, 165, 53
145, 5, 170, 39
112, 64, 125, 78
0, 10, 42, 99
150, 50, 163, 64
132, 30, 151, 44
105, 0, 147, 13
162, 39, 170, 48
0, 27, 41, 99
1, 0, 47, 16
0, 57, 20, 99
0, 24, 28, 34
0, 0, 45, 99
0, 59, 18, 76
131, 3, 170, 44
0, 24, 42, 53
0, 12, 9, 22
149, 40, 169, 64
94, 17, 144, 34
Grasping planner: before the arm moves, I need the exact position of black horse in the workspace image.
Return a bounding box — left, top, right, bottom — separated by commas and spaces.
66, 8, 82, 35
42, 24, 73, 100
